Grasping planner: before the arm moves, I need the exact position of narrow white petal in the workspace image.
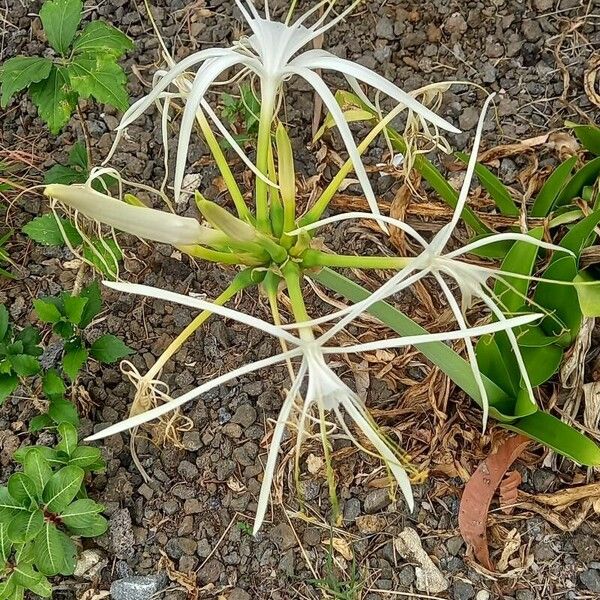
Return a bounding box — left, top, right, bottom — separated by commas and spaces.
289, 66, 384, 225
85, 348, 300, 441
291, 50, 460, 134
45, 184, 210, 246
340, 395, 414, 510
321, 312, 543, 355
253, 362, 307, 534
103, 281, 301, 346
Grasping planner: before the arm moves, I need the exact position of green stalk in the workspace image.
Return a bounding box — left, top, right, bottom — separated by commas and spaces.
195, 109, 252, 223
179, 244, 263, 266
256, 87, 276, 233
302, 249, 411, 270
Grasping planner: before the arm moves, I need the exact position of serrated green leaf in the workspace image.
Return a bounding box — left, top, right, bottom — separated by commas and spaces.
73, 21, 133, 57
0, 305, 8, 341
68, 445, 103, 470
42, 369, 65, 399
22, 214, 83, 247
29, 65, 77, 134
15, 326, 42, 356
23, 450, 52, 495
8, 509, 44, 544
33, 299, 62, 324
39, 0, 82, 55
53, 320, 75, 339
29, 414, 54, 432
48, 397, 79, 426
62, 295, 87, 326
42, 465, 83, 512
0, 56, 52, 107
67, 53, 129, 111
8, 354, 40, 377
33, 523, 76, 576
68, 141, 88, 169
79, 281, 102, 328
90, 334, 133, 363
62, 346, 88, 380
44, 164, 86, 185
56, 422, 78, 456
8, 473, 38, 507
0, 374, 18, 404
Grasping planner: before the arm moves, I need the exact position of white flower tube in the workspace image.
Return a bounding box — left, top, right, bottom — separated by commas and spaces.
44, 184, 221, 247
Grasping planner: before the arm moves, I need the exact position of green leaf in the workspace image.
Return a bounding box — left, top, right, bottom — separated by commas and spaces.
0, 305, 8, 341
65, 512, 108, 537
531, 156, 578, 217
83, 238, 122, 279
475, 333, 519, 397
73, 21, 133, 57
90, 334, 133, 363
29, 414, 54, 432
505, 411, 600, 466
574, 270, 600, 317
12, 563, 41, 589
33, 299, 62, 324
60, 498, 105, 532
39, 0, 82, 55
8, 473, 39, 507
559, 208, 600, 257
44, 164, 86, 185
56, 422, 78, 456
33, 523, 76, 576
568, 123, 600, 156
0, 374, 18, 404
7, 509, 44, 544
42, 465, 84, 513
53, 320, 75, 339
27, 576, 52, 598
68, 141, 88, 169
16, 326, 42, 356
48, 398, 79, 426
62, 295, 88, 326
42, 369, 65, 399
67, 53, 129, 111
78, 281, 102, 328
23, 214, 82, 247
456, 153, 520, 216
23, 450, 52, 495
62, 346, 88, 380
8, 354, 40, 377
29, 65, 77, 134
69, 445, 104, 470
0, 523, 12, 566
556, 156, 600, 206
0, 56, 52, 107
0, 574, 18, 600
521, 343, 563, 387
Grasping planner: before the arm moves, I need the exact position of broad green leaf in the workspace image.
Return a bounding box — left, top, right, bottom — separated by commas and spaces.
39, 0, 82, 55
65, 512, 108, 537
457, 153, 520, 216
521, 343, 563, 387
56, 423, 78, 456
15, 326, 42, 356
0, 575, 19, 600
0, 523, 12, 566
79, 281, 102, 328
559, 208, 600, 257
27, 576, 52, 598
83, 237, 122, 279
531, 156, 577, 217
29, 414, 54, 432
568, 122, 600, 155
7, 354, 40, 377
33, 523, 76, 576
42, 369, 64, 399
23, 450, 52, 495
12, 563, 41, 588
53, 320, 75, 339
475, 333, 519, 397
505, 411, 600, 466
13, 446, 60, 468
89, 334, 133, 363
0, 374, 18, 404
67, 54, 129, 111
33, 299, 62, 324
73, 21, 133, 57
8, 473, 39, 507
556, 156, 600, 206
22, 214, 83, 247
0, 305, 8, 341
42, 465, 84, 513
29, 65, 77, 134
62, 295, 88, 326
7, 509, 43, 543
574, 270, 600, 317
68, 446, 104, 470
43, 164, 86, 185
0, 56, 52, 107
62, 346, 88, 380
68, 141, 88, 169
48, 397, 79, 426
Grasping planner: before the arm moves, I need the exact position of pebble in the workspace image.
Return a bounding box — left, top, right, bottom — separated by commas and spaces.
197, 558, 223, 584
515, 591, 536, 600
447, 536, 464, 556
269, 523, 296, 550
109, 509, 136, 559
475, 592, 490, 600
364, 489, 390, 514
344, 497, 361, 521
184, 498, 204, 514
223, 422, 243, 439
399, 565, 416, 586
166, 537, 197, 559
375, 17, 394, 41
580, 569, 600, 593
138, 483, 154, 500
356, 514, 386, 534
110, 574, 167, 600
196, 538, 212, 558
231, 404, 257, 428
182, 430, 202, 451
229, 589, 252, 600
453, 580, 475, 600
177, 460, 199, 480
459, 107, 480, 131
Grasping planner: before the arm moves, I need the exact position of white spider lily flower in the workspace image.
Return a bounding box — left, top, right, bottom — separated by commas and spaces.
110, 0, 458, 215
86, 280, 540, 532
44, 183, 223, 247
291, 93, 575, 428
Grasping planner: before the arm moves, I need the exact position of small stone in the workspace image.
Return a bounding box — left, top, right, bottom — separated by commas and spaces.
344, 497, 361, 522
196, 539, 212, 558
364, 489, 390, 514
522, 20, 542, 42
355, 514, 386, 534
581, 569, 600, 593
138, 483, 154, 500
231, 404, 257, 428
375, 17, 394, 41
182, 431, 202, 451
445, 13, 467, 35
177, 460, 199, 480
269, 523, 296, 550
446, 536, 464, 556
453, 581, 475, 600
533, 0, 553, 11
178, 516, 194, 536
109, 509, 135, 559
163, 499, 180, 515
223, 423, 243, 439
229, 589, 252, 600
475, 592, 490, 600
184, 498, 203, 514
459, 107, 480, 131
197, 558, 223, 584
515, 591, 536, 600
532, 469, 557, 492
217, 407, 231, 424
398, 565, 415, 586
110, 574, 167, 600
74, 550, 107, 580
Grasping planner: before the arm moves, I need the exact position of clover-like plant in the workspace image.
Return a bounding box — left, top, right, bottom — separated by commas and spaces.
0, 0, 132, 134
33, 281, 133, 381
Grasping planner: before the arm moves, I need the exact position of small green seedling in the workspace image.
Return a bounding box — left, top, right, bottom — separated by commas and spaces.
0, 0, 132, 134
221, 83, 261, 148
29, 370, 79, 432
0, 306, 42, 404
33, 281, 133, 380
0, 231, 17, 279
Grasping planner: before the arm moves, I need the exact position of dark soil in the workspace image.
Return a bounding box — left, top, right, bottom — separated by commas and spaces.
1, 1, 600, 599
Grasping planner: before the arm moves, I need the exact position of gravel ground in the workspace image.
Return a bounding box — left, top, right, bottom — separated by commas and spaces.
1, 1, 600, 599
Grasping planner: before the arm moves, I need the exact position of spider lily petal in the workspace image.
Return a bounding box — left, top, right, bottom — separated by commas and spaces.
44, 184, 218, 247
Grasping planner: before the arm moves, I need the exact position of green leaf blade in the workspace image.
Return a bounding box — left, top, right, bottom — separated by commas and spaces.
39, 0, 82, 55
42, 465, 84, 513
22, 214, 82, 247
90, 334, 133, 363
29, 65, 77, 134
73, 21, 133, 57
0, 56, 52, 107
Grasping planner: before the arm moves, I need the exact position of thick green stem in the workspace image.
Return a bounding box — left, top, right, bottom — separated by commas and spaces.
301, 249, 411, 270
179, 244, 263, 266
283, 262, 311, 327
256, 88, 276, 233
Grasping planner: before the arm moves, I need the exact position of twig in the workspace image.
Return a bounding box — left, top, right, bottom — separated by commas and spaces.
76, 104, 94, 167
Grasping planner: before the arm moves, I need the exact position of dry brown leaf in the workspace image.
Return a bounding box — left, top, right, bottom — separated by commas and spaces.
496, 529, 521, 572
306, 453, 324, 475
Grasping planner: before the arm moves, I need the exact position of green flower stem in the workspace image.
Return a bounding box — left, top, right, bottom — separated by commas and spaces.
178, 244, 263, 266
301, 249, 411, 270
256, 88, 276, 234
283, 262, 311, 328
